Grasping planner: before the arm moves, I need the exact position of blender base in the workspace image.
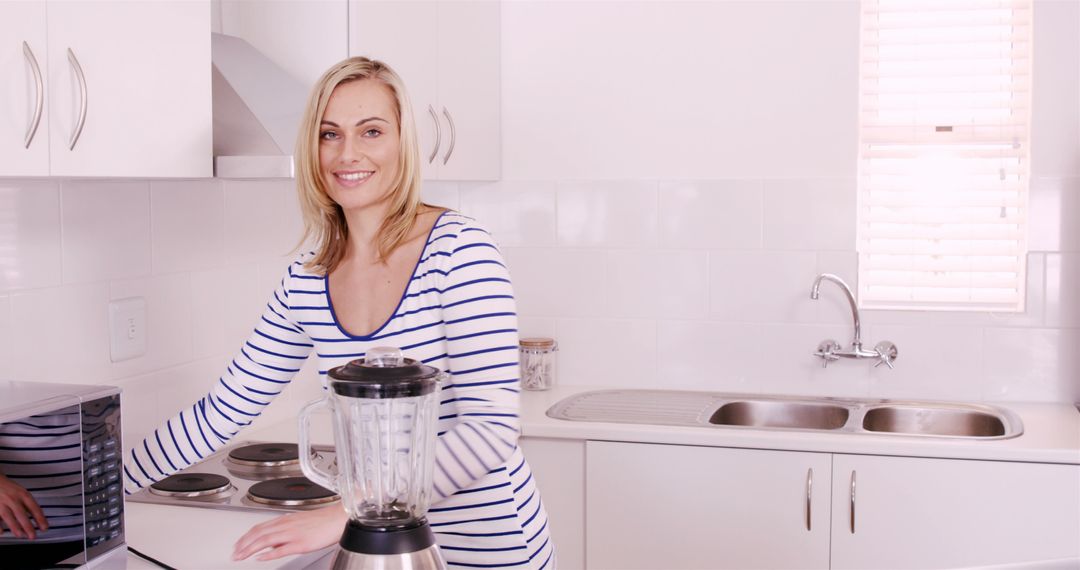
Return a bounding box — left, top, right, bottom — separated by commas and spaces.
330, 544, 445, 570
331, 520, 447, 570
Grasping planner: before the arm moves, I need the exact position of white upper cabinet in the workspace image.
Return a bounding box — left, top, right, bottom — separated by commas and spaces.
0, 1, 211, 178
0, 1, 49, 176
350, 0, 500, 181
47, 1, 211, 178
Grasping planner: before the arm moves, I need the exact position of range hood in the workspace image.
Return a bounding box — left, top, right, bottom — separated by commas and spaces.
212, 33, 307, 179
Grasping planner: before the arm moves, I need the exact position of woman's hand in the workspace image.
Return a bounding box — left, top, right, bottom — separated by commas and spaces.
232, 504, 347, 562
0, 473, 47, 539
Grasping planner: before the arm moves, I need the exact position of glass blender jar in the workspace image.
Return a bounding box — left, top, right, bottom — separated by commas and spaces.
299, 347, 447, 569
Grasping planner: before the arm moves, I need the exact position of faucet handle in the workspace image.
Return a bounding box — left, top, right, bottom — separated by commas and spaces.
813, 340, 843, 368
873, 341, 898, 369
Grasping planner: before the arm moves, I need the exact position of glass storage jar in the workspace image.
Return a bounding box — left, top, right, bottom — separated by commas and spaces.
519, 337, 557, 391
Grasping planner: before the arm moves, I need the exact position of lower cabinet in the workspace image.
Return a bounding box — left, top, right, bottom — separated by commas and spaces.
830, 454, 1080, 569
523, 437, 1080, 569
519, 438, 587, 570
585, 441, 832, 570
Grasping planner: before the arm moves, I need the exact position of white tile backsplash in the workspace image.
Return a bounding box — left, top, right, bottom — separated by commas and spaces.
603, 250, 707, 318
1045, 253, 1080, 328
221, 262, 273, 352
0, 169, 1073, 409
555, 318, 657, 388
658, 180, 763, 249
61, 181, 152, 284
151, 180, 225, 274
459, 181, 557, 247
504, 247, 608, 318
709, 250, 820, 323
758, 323, 873, 399
866, 324, 985, 401
655, 320, 763, 392
983, 328, 1080, 403
191, 268, 228, 359
224, 180, 293, 263
518, 317, 557, 340
1029, 178, 1080, 253
421, 181, 461, 212
763, 178, 856, 251
9, 282, 111, 384
0, 181, 62, 291
556, 181, 658, 247
109, 273, 194, 378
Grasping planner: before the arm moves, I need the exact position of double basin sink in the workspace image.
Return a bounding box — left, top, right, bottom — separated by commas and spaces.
546, 389, 1023, 439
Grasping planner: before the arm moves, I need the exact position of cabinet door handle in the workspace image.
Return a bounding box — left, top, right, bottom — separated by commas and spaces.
850, 470, 857, 534
22, 41, 44, 149
67, 48, 88, 151
441, 107, 456, 165
805, 468, 813, 531
427, 105, 441, 164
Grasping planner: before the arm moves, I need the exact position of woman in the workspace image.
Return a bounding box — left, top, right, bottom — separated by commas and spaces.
123, 57, 554, 569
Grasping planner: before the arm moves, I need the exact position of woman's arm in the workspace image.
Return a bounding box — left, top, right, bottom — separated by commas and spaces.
123, 260, 316, 493
429, 217, 522, 499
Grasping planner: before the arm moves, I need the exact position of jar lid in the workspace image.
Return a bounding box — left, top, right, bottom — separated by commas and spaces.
327, 347, 440, 399
520, 337, 556, 349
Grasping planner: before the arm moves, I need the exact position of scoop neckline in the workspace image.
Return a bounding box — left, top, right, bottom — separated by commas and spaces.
324, 209, 451, 340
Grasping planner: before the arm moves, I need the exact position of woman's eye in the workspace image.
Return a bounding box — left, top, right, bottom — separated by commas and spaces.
364, 128, 382, 138
319, 131, 338, 141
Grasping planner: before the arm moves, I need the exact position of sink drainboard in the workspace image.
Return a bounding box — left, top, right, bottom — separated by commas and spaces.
546, 390, 726, 427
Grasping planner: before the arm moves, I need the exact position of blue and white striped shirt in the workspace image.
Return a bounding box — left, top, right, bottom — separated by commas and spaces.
124, 212, 553, 569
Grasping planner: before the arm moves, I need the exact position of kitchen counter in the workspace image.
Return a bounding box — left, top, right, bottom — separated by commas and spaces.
517, 386, 1080, 464
123, 502, 333, 570
120, 386, 1080, 569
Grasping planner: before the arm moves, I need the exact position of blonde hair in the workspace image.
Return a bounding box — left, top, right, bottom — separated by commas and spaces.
294, 56, 423, 273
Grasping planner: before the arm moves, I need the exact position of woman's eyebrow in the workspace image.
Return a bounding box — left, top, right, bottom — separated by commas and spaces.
319, 117, 390, 128
355, 117, 389, 127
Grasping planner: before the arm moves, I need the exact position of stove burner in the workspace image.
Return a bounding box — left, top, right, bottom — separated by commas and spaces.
228, 443, 300, 467
149, 473, 232, 498
247, 476, 339, 507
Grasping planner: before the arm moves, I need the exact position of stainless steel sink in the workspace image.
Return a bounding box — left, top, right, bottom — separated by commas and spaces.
708, 400, 849, 430
862, 404, 1008, 437
546, 389, 1024, 440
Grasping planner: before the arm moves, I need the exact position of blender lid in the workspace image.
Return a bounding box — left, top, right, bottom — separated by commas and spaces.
328, 347, 441, 399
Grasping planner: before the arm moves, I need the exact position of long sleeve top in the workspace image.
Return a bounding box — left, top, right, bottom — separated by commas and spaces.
123, 212, 553, 569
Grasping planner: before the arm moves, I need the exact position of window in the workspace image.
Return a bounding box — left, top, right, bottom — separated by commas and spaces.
856, 0, 1032, 311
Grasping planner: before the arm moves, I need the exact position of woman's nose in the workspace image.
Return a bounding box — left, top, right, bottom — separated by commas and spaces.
339, 135, 365, 163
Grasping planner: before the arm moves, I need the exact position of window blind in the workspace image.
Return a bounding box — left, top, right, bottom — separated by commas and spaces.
856, 0, 1032, 311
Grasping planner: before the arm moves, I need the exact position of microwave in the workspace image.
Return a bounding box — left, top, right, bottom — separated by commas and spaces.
0, 380, 125, 569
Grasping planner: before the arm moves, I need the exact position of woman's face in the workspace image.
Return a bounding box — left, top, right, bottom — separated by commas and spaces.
318, 79, 401, 215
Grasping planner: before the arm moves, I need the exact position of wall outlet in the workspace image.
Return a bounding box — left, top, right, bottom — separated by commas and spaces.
109, 297, 147, 363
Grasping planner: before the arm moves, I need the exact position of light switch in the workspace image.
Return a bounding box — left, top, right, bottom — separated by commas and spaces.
109, 297, 146, 362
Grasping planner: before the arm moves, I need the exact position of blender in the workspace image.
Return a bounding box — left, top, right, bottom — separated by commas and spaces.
299, 347, 447, 570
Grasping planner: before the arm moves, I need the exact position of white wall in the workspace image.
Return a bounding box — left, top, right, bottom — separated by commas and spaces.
0, 178, 326, 448
454, 0, 1079, 403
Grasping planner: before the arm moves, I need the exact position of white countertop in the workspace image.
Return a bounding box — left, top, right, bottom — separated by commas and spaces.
518, 386, 1080, 464
120, 386, 1080, 569
124, 502, 333, 570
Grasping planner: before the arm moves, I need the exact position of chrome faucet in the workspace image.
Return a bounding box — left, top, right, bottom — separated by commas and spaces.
809, 273, 898, 369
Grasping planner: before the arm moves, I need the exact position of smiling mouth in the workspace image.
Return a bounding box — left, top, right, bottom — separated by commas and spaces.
335, 171, 373, 182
